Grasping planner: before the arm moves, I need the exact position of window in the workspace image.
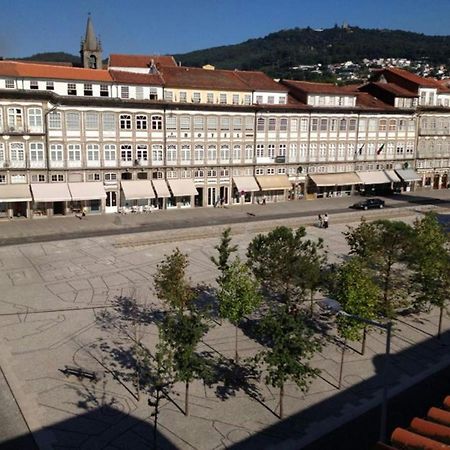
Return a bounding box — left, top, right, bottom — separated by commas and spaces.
104, 173, 117, 181
136, 115, 148, 130
194, 116, 204, 131
256, 144, 264, 157
87, 173, 101, 181
207, 116, 217, 130
207, 145, 217, 160
244, 95, 251, 105
120, 86, 129, 99
388, 119, 396, 131
311, 119, 318, 132
194, 145, 204, 161
207, 169, 217, 178
67, 83, 77, 95
29, 142, 44, 161
358, 119, 367, 132
267, 168, 275, 174
278, 144, 286, 156
232, 94, 239, 105
396, 144, 404, 154
257, 117, 265, 132
152, 145, 163, 161
349, 119, 357, 132
84, 83, 93, 96
379, 119, 387, 131
66, 112, 80, 131
255, 168, 264, 175
256, 95, 263, 104
245, 145, 253, 159
47, 112, 61, 130
87, 144, 100, 161
151, 115, 163, 130
7, 108, 23, 129
181, 145, 191, 161
192, 92, 201, 103
100, 84, 109, 97
233, 145, 241, 160
245, 116, 253, 131
51, 174, 64, 182
28, 108, 43, 128
120, 144, 133, 161
278, 96, 286, 105
268, 118, 276, 131
31, 174, 46, 182
5, 79, 15, 89
0, 143, 4, 161
103, 113, 116, 131
280, 118, 288, 132
164, 90, 173, 101
180, 116, 190, 131
289, 143, 297, 160
338, 143, 345, 157
104, 144, 116, 161
220, 145, 230, 160
207, 93, 214, 104
166, 170, 177, 179
299, 143, 307, 158
30, 80, 38, 90
220, 169, 229, 177
50, 144, 63, 161
10, 174, 26, 183
68, 144, 81, 161
120, 114, 132, 130
320, 118, 328, 132
194, 169, 204, 178
300, 118, 309, 132
85, 112, 99, 130
220, 116, 230, 131
267, 144, 275, 158
233, 117, 242, 131
135, 86, 144, 100
290, 118, 298, 133
406, 142, 414, 154
166, 144, 177, 162
179, 91, 187, 102
137, 144, 148, 161
219, 94, 227, 104
319, 143, 327, 157
339, 118, 347, 132
149, 87, 157, 100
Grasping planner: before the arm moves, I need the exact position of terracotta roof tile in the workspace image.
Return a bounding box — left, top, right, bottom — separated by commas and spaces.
109, 54, 177, 68
282, 80, 357, 95
109, 69, 163, 86
233, 71, 288, 92
0, 60, 112, 82
355, 92, 395, 110
371, 82, 419, 97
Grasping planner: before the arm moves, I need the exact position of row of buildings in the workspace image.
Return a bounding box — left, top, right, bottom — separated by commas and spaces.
0, 17, 449, 218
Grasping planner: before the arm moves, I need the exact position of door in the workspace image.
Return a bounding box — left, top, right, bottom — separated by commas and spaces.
195, 188, 203, 207
105, 191, 118, 213
219, 186, 229, 205
207, 187, 216, 207
53, 202, 65, 215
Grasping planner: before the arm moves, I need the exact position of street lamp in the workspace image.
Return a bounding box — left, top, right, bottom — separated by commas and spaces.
337, 310, 393, 444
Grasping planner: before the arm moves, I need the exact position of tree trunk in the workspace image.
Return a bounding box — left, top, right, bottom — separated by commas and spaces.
310, 291, 314, 315
338, 339, 347, 390
279, 383, 284, 419
235, 325, 239, 363
438, 306, 444, 340
153, 388, 160, 449
185, 381, 189, 416
361, 326, 367, 355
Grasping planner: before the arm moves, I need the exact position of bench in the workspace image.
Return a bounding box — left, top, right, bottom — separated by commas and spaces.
60, 365, 97, 381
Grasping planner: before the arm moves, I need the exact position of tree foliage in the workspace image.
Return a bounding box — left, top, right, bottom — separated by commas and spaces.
211, 227, 238, 284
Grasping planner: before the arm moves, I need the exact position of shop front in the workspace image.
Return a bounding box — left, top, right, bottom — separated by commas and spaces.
121, 180, 156, 212
394, 168, 421, 192
151, 179, 171, 209
308, 172, 360, 198
232, 176, 259, 205
356, 171, 393, 196
167, 179, 198, 208
255, 175, 291, 203
68, 182, 107, 214
0, 184, 32, 218
30, 183, 71, 217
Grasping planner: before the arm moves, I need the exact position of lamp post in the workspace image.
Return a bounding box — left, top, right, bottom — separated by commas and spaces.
337, 310, 392, 444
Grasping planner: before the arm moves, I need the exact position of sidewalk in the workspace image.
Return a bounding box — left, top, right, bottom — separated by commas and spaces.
0, 190, 449, 246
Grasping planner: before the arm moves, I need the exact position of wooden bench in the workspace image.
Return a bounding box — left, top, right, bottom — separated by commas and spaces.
60, 365, 97, 381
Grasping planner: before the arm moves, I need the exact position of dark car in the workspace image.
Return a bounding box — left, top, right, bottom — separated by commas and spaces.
351, 198, 385, 210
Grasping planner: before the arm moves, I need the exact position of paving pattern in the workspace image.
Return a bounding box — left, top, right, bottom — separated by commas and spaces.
0, 213, 449, 449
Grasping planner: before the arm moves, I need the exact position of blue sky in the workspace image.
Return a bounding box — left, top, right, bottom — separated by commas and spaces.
1, 0, 450, 58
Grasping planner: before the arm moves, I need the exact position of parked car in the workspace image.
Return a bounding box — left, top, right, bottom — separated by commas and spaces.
351, 198, 385, 210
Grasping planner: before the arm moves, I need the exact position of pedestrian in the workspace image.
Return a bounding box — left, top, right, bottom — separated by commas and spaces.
323, 213, 329, 229
318, 214, 322, 228
214, 197, 219, 208
220, 197, 224, 207
262, 195, 266, 205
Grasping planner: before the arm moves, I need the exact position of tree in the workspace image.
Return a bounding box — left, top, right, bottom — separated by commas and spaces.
154, 248, 193, 312
211, 227, 238, 283
216, 258, 262, 362
344, 219, 414, 318
158, 310, 210, 416
247, 226, 326, 309
255, 306, 321, 418
409, 212, 450, 339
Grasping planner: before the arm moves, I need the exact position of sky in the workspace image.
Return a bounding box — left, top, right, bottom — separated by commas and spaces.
2, 0, 450, 58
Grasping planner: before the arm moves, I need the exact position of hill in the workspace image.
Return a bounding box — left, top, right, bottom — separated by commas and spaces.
16, 52, 80, 65
174, 25, 450, 79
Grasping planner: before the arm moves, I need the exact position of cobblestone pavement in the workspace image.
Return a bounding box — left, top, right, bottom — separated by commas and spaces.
0, 200, 449, 449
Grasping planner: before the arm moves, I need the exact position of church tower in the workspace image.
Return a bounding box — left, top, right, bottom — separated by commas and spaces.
80, 14, 102, 69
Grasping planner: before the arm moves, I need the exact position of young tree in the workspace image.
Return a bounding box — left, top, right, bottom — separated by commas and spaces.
344, 219, 414, 318
247, 226, 326, 309
409, 212, 450, 339
154, 248, 193, 312
158, 310, 210, 416
211, 227, 238, 283
216, 258, 262, 362
255, 306, 321, 419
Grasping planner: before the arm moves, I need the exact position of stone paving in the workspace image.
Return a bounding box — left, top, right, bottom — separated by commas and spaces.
0, 205, 449, 449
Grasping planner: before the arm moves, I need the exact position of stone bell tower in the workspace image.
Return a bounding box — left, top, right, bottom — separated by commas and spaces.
80, 14, 102, 69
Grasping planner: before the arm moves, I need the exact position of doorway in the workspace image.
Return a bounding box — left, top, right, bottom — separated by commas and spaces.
195, 188, 204, 207
219, 186, 229, 205
53, 202, 65, 215
105, 191, 117, 213
207, 187, 217, 207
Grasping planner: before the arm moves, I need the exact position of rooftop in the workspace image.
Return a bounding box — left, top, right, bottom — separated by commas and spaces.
108, 54, 177, 68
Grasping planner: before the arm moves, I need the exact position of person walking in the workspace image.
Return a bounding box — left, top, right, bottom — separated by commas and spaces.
323, 213, 329, 229
318, 214, 323, 228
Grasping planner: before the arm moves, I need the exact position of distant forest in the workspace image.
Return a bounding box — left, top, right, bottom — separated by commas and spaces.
9, 25, 450, 81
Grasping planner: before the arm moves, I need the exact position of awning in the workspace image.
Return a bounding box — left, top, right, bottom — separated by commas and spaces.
168, 179, 198, 197
68, 182, 107, 201
31, 183, 71, 202
256, 175, 292, 191
0, 184, 32, 202
384, 170, 401, 183
309, 172, 361, 187
233, 176, 259, 192
395, 169, 421, 182
152, 179, 171, 198
356, 171, 391, 184
121, 180, 155, 200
